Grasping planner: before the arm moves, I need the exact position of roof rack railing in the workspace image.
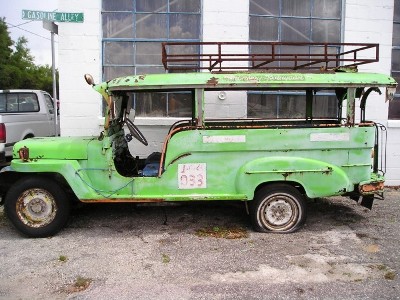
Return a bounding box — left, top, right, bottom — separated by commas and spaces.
161, 42, 379, 72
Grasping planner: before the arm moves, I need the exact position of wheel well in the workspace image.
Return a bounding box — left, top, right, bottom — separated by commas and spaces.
23, 134, 34, 139
254, 181, 306, 198
0, 172, 77, 202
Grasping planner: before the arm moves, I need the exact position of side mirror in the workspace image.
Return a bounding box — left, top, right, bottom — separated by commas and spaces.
84, 74, 95, 86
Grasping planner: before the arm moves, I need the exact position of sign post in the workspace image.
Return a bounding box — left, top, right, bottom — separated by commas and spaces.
42, 21, 58, 136
22, 9, 84, 136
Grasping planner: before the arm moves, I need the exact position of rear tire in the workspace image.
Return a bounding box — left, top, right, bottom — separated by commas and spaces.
250, 184, 306, 233
4, 176, 70, 238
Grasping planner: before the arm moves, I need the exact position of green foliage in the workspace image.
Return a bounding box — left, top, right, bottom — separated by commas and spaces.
0, 17, 57, 94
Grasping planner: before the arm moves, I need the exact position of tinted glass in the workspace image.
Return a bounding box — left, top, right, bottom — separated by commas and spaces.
135, 93, 167, 117
104, 42, 135, 65
282, 0, 310, 17
312, 20, 341, 43
313, 0, 341, 18
168, 93, 192, 117
281, 18, 311, 42
250, 16, 279, 41
136, 14, 167, 38
103, 66, 135, 81
136, 0, 167, 12
393, 23, 400, 47
250, 0, 279, 15
247, 94, 278, 118
102, 13, 133, 38
170, 0, 201, 13
136, 42, 162, 65
102, 0, 132, 11
170, 14, 201, 39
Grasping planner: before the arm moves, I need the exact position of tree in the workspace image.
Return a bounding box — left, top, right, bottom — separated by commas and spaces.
0, 17, 57, 94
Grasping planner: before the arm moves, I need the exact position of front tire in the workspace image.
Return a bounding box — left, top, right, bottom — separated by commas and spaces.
4, 176, 70, 238
250, 184, 306, 233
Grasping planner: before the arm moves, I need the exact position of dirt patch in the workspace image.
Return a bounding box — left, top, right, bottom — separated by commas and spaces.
195, 226, 249, 239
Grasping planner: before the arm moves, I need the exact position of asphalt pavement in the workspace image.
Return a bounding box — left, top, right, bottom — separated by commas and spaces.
0, 189, 399, 299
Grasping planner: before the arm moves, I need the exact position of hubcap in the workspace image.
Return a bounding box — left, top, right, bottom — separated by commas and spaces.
16, 188, 57, 228
265, 199, 293, 226
260, 193, 299, 231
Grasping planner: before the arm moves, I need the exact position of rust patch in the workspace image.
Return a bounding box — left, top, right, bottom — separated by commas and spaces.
81, 198, 165, 203
323, 167, 333, 175
206, 77, 219, 86
359, 181, 384, 193
282, 172, 293, 180
138, 75, 146, 80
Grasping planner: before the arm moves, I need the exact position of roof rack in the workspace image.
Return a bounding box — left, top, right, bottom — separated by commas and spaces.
161, 42, 379, 72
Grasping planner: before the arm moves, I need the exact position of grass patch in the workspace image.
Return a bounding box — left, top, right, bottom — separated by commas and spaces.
384, 271, 396, 280
58, 255, 68, 262
195, 226, 248, 239
66, 276, 92, 293
0, 209, 6, 227
162, 254, 170, 264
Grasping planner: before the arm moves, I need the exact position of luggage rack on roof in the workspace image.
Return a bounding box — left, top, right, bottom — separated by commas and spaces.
161, 42, 379, 72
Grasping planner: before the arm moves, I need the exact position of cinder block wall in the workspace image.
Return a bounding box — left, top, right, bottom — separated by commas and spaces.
58, 0, 102, 137
344, 0, 399, 185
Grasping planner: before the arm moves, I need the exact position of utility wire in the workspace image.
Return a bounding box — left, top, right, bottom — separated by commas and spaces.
5, 21, 53, 42
8, 20, 34, 28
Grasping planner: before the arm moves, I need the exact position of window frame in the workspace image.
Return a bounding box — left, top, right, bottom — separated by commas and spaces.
389, 1, 400, 120
101, 0, 202, 118
248, 0, 344, 119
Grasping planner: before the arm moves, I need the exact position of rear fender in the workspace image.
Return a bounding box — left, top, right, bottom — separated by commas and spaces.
235, 156, 353, 199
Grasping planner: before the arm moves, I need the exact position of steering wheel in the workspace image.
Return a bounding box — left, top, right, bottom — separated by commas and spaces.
125, 118, 148, 146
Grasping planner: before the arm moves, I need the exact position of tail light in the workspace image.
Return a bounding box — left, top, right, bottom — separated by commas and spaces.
0, 123, 5, 143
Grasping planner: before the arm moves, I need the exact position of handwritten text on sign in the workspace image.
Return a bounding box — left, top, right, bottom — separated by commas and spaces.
178, 163, 207, 189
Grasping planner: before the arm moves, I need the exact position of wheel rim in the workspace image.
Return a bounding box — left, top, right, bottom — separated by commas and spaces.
16, 188, 57, 228
259, 193, 299, 231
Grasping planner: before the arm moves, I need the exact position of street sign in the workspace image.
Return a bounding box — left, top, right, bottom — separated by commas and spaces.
22, 10, 84, 23
42, 21, 58, 34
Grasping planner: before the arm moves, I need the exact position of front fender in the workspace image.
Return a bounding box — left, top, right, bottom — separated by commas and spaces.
235, 156, 353, 199
9, 159, 96, 199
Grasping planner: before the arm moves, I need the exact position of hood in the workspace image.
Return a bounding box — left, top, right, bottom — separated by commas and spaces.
13, 137, 95, 160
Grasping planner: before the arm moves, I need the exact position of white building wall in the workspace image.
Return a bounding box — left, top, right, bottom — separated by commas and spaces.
58, 0, 102, 137
344, 0, 399, 185
58, 0, 400, 184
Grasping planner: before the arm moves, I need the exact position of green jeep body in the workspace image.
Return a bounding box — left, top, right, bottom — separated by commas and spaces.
0, 67, 396, 237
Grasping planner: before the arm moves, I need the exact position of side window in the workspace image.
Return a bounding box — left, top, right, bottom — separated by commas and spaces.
133, 91, 193, 118
19, 93, 39, 112
247, 90, 338, 119
7, 94, 18, 112
44, 94, 55, 114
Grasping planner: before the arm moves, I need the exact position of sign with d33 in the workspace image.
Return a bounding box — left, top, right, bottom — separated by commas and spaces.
22, 10, 84, 23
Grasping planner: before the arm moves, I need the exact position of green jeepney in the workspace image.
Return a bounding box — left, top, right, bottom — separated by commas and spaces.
0, 42, 397, 237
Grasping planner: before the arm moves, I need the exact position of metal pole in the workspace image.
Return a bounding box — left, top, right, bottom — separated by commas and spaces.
51, 31, 58, 136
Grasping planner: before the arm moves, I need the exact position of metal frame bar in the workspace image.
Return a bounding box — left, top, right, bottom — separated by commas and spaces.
162, 42, 379, 72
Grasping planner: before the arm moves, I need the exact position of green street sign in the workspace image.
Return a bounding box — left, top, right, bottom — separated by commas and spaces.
22, 10, 84, 23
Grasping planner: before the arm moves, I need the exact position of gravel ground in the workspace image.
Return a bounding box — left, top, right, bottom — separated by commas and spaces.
0, 189, 399, 300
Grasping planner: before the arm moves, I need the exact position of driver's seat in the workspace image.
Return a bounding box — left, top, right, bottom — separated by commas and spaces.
141, 152, 161, 177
